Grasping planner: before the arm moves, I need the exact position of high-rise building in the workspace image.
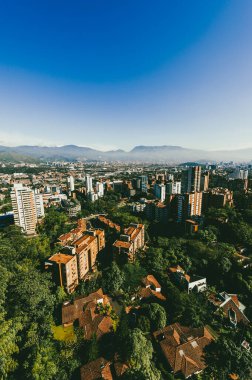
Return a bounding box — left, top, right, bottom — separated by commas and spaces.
96, 181, 104, 197
139, 175, 148, 193
175, 192, 202, 222
182, 166, 201, 193
85, 174, 93, 193
11, 184, 37, 235
35, 193, 45, 218
166, 181, 181, 195
67, 175, 75, 191
154, 183, 166, 202
230, 169, 248, 180
200, 171, 210, 191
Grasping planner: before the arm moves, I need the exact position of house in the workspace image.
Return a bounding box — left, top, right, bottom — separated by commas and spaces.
153, 323, 214, 378
209, 292, 249, 326
113, 223, 144, 262
80, 358, 113, 380
138, 274, 166, 301
62, 289, 113, 339
80, 356, 128, 380
169, 265, 207, 293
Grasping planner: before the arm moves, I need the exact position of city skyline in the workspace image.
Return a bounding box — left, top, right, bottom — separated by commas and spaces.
1, 1, 252, 151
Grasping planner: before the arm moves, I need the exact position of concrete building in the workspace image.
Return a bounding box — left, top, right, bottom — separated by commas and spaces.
96, 181, 104, 197
35, 193, 45, 218
154, 183, 166, 202
166, 181, 181, 195
182, 166, 201, 193
230, 168, 248, 180
11, 184, 37, 235
85, 174, 93, 193
138, 175, 148, 193
67, 175, 75, 191
176, 192, 202, 222
200, 171, 210, 191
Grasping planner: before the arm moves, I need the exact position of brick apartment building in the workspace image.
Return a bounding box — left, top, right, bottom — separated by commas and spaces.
113, 223, 145, 262
45, 253, 79, 294
46, 219, 105, 293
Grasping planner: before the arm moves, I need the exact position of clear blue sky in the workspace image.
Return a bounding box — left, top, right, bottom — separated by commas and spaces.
0, 0, 252, 151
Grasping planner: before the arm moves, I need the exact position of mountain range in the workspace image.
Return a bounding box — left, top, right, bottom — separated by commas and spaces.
0, 144, 251, 163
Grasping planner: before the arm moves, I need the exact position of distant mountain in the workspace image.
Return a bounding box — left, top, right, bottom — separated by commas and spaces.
0, 144, 251, 163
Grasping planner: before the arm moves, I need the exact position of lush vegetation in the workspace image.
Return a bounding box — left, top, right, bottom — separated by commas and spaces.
1, 182, 252, 379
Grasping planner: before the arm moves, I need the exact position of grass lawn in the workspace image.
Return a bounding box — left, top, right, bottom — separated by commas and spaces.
52, 324, 76, 342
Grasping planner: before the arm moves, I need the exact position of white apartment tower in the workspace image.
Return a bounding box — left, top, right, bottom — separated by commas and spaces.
96, 182, 104, 197
35, 193, 45, 218
11, 184, 38, 235
67, 175, 75, 191
166, 181, 181, 195
85, 174, 93, 194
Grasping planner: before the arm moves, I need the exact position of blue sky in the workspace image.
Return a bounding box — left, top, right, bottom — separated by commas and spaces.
0, 0, 252, 151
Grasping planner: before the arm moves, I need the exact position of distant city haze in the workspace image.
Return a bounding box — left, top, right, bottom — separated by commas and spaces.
1, 1, 252, 150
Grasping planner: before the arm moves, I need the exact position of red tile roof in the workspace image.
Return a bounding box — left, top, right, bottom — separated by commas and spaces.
153, 323, 214, 378
80, 358, 113, 380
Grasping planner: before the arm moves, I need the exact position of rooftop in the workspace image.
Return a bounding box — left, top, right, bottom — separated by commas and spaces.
48, 252, 73, 265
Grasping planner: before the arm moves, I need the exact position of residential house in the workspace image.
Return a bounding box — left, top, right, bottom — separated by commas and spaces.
62, 289, 113, 340
209, 292, 249, 326
153, 323, 214, 378
169, 265, 207, 293
138, 274, 166, 301
80, 358, 113, 380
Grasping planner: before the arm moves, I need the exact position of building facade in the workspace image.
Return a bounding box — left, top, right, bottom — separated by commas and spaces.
11, 184, 38, 235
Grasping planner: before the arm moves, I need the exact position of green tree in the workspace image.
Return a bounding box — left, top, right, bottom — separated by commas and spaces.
102, 262, 125, 294
0, 314, 22, 379
141, 303, 166, 331
204, 331, 252, 380
123, 328, 161, 379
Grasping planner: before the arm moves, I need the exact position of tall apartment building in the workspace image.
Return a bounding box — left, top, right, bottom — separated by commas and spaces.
154, 183, 166, 202
200, 171, 210, 191
113, 223, 145, 262
138, 175, 148, 193
85, 174, 93, 194
175, 192, 203, 222
96, 181, 104, 197
67, 175, 75, 191
166, 181, 181, 195
182, 166, 201, 193
11, 184, 37, 235
230, 168, 248, 180
45, 253, 78, 294
35, 193, 45, 218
